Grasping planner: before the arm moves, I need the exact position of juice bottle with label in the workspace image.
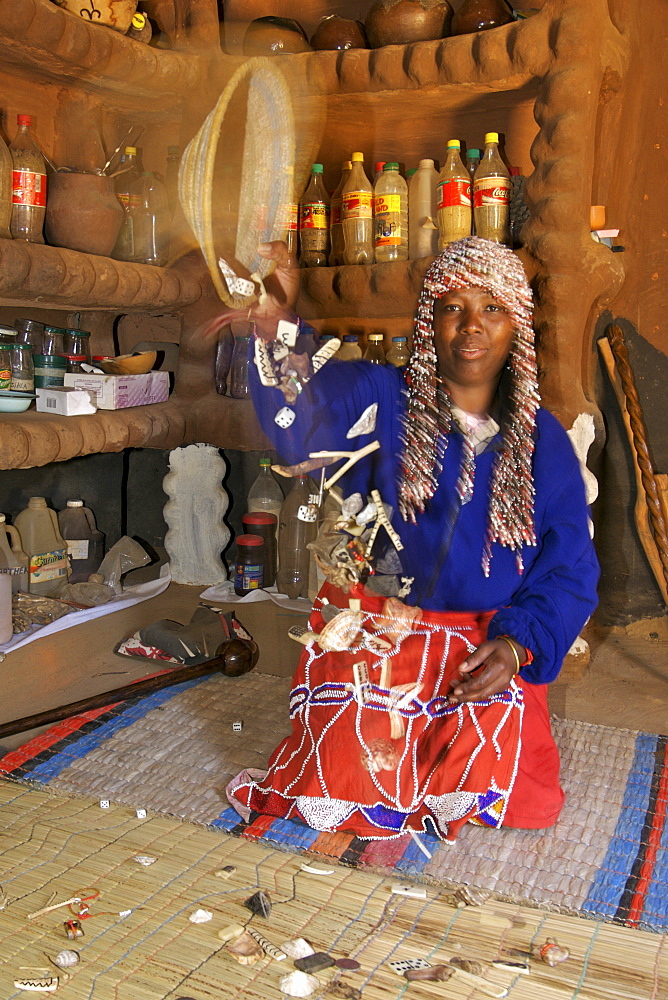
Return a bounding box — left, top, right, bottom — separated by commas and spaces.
342, 152, 373, 265
0, 513, 29, 593
299, 163, 330, 267
374, 162, 408, 263
15, 497, 70, 597
328, 160, 351, 266
436, 139, 472, 248
473, 131, 511, 244
9, 115, 47, 244
58, 500, 105, 583
0, 130, 12, 240
409, 158, 439, 259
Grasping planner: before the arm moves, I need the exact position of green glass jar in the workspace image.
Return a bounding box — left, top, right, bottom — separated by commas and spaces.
0, 344, 13, 388
32, 353, 66, 388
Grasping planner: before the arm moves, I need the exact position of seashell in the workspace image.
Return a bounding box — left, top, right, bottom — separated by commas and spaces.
449, 957, 484, 975
214, 864, 236, 879
318, 609, 365, 651
53, 950, 79, 969
226, 930, 264, 965
539, 938, 570, 966
279, 970, 320, 997
455, 885, 491, 907
377, 597, 422, 645
188, 908, 213, 923
346, 404, 378, 438
361, 738, 400, 773
281, 938, 315, 960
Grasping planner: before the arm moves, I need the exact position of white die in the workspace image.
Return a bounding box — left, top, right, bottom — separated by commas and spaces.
135, 808, 147, 820
232, 721, 243, 732
275, 407, 295, 429
99, 799, 110, 809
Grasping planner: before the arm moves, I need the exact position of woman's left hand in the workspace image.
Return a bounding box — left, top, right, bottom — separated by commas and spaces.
447, 639, 521, 703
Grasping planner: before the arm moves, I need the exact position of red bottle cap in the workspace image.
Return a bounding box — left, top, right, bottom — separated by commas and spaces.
17, 114, 31, 126
242, 512, 277, 526
236, 534, 264, 546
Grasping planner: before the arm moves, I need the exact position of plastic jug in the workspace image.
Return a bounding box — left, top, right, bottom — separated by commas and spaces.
0, 513, 29, 592
15, 497, 69, 596
58, 500, 105, 583
0, 548, 13, 644
408, 158, 439, 259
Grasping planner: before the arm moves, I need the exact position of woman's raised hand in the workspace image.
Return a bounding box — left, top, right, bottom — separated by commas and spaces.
447, 638, 524, 703
252, 240, 301, 340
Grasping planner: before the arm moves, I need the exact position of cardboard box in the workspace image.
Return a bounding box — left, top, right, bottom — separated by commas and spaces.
63, 371, 169, 410
36, 386, 97, 416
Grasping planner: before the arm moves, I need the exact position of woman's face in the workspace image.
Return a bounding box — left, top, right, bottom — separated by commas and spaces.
432, 286, 515, 408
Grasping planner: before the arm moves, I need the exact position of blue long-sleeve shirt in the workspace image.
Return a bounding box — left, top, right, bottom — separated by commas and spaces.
250, 338, 599, 685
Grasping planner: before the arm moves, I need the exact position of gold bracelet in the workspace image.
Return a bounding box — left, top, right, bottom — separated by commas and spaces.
497, 635, 521, 676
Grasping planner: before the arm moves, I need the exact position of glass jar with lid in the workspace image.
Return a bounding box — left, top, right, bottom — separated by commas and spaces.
33, 354, 66, 388
64, 329, 91, 361
362, 333, 386, 365
63, 354, 87, 374
10, 344, 34, 391
42, 325, 67, 356
14, 318, 44, 352
0, 344, 13, 387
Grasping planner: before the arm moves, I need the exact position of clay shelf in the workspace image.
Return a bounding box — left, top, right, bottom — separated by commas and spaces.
299, 257, 434, 320
0, 239, 204, 312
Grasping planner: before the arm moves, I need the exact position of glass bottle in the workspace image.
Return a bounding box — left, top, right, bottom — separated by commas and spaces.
228, 334, 251, 398
164, 144, 180, 218
112, 146, 141, 261
473, 131, 511, 244
328, 160, 351, 266
409, 158, 439, 259
64, 329, 91, 362
130, 171, 169, 266
363, 333, 386, 364
57, 500, 105, 583
276, 475, 318, 599
215, 325, 234, 395
342, 152, 373, 265
437, 139, 472, 247
0, 129, 12, 240
0, 344, 13, 388
14, 318, 44, 352
466, 148, 481, 182
374, 162, 408, 263
337, 334, 362, 361
14, 496, 69, 597
247, 456, 284, 521
10, 344, 34, 391
42, 325, 67, 356
299, 163, 330, 268
9, 115, 47, 244
386, 336, 410, 366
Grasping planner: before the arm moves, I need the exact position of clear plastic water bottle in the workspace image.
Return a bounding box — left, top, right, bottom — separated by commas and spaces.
386, 336, 410, 366
374, 162, 408, 263
363, 333, 386, 365
277, 475, 318, 599
247, 457, 283, 521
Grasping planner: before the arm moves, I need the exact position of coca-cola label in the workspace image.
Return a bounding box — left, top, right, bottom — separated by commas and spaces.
12, 169, 47, 207
299, 203, 329, 230
342, 190, 372, 220
473, 177, 511, 207
437, 179, 471, 209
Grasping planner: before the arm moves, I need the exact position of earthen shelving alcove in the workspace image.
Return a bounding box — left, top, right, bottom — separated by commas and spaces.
0, 0, 629, 472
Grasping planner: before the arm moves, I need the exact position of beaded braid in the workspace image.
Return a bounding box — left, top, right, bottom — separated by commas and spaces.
398, 237, 540, 576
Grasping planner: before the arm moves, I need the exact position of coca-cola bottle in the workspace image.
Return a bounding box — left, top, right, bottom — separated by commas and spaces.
10, 115, 47, 244
473, 132, 511, 244
436, 139, 471, 248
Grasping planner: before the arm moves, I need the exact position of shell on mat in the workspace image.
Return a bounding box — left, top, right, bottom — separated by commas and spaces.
279, 970, 320, 997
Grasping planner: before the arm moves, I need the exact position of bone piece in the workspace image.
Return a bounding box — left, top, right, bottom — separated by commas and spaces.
277, 319, 299, 347
255, 337, 280, 386
352, 660, 371, 704
388, 958, 431, 975
217, 922, 245, 943
450, 967, 508, 998
346, 403, 378, 438
273, 456, 332, 478
391, 884, 427, 898
13, 979, 58, 992
311, 338, 340, 372
449, 957, 484, 975
300, 863, 335, 876
404, 965, 453, 982
246, 926, 287, 961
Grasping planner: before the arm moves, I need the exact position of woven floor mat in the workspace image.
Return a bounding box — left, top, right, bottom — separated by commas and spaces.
0, 782, 665, 1000
1, 672, 666, 933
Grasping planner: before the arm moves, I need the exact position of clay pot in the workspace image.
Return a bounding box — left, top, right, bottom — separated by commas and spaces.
310, 16, 368, 51
243, 16, 311, 56
450, 0, 514, 36
45, 172, 124, 257
365, 0, 453, 49
58, 0, 138, 34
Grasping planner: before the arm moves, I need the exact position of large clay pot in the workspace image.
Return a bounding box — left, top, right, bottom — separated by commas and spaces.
58, 0, 138, 34
450, 0, 514, 36
310, 16, 368, 51
243, 16, 311, 56
365, 0, 453, 49
45, 172, 124, 257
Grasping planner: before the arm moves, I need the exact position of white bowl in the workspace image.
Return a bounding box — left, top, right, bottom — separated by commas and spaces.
0, 390, 36, 413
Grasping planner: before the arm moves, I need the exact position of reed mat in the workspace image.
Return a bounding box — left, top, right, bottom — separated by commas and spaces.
1, 672, 666, 933
0, 782, 665, 1000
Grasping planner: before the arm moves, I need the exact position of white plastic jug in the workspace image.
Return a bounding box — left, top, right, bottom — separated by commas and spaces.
0, 512, 29, 592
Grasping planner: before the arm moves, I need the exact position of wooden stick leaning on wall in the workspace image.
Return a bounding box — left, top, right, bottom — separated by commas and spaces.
598, 325, 668, 604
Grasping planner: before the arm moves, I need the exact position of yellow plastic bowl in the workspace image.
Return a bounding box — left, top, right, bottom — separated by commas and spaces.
97, 352, 157, 375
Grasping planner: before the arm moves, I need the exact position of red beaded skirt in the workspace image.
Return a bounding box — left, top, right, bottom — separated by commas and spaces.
228, 583, 564, 842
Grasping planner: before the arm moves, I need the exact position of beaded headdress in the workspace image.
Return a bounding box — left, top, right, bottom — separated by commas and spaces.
397, 237, 540, 575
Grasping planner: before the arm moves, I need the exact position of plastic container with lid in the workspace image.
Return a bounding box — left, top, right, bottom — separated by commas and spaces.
242, 511, 277, 587
363, 333, 386, 365
409, 158, 439, 259
42, 325, 67, 356
473, 131, 511, 245
33, 354, 66, 388
0, 512, 29, 593
247, 456, 283, 520
374, 162, 408, 263
64, 329, 91, 361
342, 152, 373, 265
15, 497, 69, 596
386, 336, 410, 367
234, 534, 265, 596
337, 334, 362, 361
10, 344, 34, 391
0, 344, 13, 388
299, 163, 330, 268
437, 139, 472, 247
63, 354, 87, 374
14, 318, 44, 352
57, 500, 105, 583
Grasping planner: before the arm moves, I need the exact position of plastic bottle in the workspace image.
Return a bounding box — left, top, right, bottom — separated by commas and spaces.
0, 129, 13, 240
299, 163, 330, 267
228, 334, 251, 399
374, 161, 387, 184
473, 131, 511, 244
509, 165, 529, 248
0, 513, 29, 593
215, 325, 234, 395
14, 497, 69, 596
342, 152, 373, 265
409, 158, 439, 260
328, 160, 351, 266
386, 336, 410, 366
337, 334, 362, 361
276, 475, 318, 599
279, 198, 299, 262
466, 148, 481, 182
374, 162, 408, 263
164, 144, 180, 218
112, 146, 141, 261
130, 171, 169, 266
58, 500, 105, 583
234, 534, 265, 596
437, 139, 472, 248
247, 457, 284, 521
363, 333, 386, 364
0, 548, 13, 644
9, 115, 47, 244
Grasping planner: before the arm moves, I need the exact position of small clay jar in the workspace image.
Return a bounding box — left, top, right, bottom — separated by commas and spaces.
450, 0, 514, 36
243, 16, 311, 56
45, 171, 124, 257
365, 0, 453, 49
310, 15, 368, 51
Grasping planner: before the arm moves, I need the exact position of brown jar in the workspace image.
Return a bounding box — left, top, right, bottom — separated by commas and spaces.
450, 0, 514, 36
365, 0, 453, 49
310, 16, 368, 51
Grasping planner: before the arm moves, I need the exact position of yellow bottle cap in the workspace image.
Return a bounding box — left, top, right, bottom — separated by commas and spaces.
447, 140, 461, 149
351, 152, 364, 162
343, 161, 352, 169
125, 146, 138, 155
484, 132, 499, 144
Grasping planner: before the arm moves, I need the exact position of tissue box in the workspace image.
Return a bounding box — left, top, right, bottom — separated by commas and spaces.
63, 371, 169, 409
36, 386, 98, 416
